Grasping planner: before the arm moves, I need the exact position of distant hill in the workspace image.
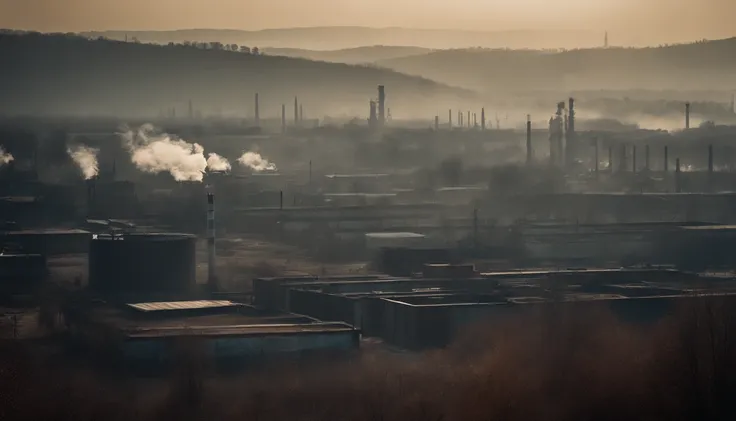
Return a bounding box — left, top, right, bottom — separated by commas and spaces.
375, 39, 736, 92
0, 32, 472, 118
262, 46, 432, 65
79, 27, 603, 50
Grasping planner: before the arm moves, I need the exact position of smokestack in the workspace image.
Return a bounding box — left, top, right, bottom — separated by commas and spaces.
645, 145, 650, 171
664, 146, 669, 172
526, 114, 532, 165
294, 97, 299, 124
467, 111, 471, 128
281, 104, 286, 133
255, 93, 260, 126
449, 109, 452, 128
708, 144, 714, 189
435, 116, 439, 131
632, 145, 637, 173
675, 158, 682, 193
207, 190, 217, 291
473, 113, 477, 128
377, 85, 386, 125
594, 137, 599, 177
685, 102, 691, 129
481, 108, 486, 131
369, 101, 377, 128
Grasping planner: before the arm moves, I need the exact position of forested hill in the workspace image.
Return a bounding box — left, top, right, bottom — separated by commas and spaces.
0, 32, 471, 118
375, 38, 736, 92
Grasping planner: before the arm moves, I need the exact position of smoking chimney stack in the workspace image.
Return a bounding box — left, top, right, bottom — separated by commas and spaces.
377, 85, 386, 125
481, 108, 486, 131
685, 102, 691, 129
206, 190, 217, 291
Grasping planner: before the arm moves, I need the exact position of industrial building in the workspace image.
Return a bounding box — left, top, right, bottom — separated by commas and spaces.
63, 298, 360, 368
253, 268, 736, 350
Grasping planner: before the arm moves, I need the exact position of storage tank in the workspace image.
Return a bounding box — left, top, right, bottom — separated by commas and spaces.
88, 233, 196, 295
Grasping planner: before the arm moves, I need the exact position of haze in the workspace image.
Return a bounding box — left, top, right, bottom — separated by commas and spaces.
2, 0, 735, 46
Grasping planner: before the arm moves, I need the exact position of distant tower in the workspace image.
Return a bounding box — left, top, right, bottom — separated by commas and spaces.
377, 85, 386, 125
281, 104, 286, 133
685, 102, 691, 129
369, 101, 377, 128
255, 93, 260, 126
481, 108, 486, 130
604, 31, 609, 48
294, 96, 299, 124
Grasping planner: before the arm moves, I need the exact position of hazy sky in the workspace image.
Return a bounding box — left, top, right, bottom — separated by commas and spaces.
1, 0, 734, 42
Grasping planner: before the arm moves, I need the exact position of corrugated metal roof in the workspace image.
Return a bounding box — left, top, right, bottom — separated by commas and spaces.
126, 300, 241, 312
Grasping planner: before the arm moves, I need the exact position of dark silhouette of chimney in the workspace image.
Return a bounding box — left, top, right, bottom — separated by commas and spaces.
255, 93, 260, 126
377, 85, 386, 125
281, 104, 286, 133
481, 108, 486, 130
685, 102, 691, 129
294, 97, 298, 124
526, 114, 532, 165
664, 146, 669, 172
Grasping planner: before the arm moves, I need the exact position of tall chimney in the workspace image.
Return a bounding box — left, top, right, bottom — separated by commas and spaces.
206, 190, 217, 291
632, 145, 637, 173
685, 102, 691, 129
255, 93, 260, 126
467, 111, 471, 128
294, 96, 299, 124
449, 109, 453, 128
481, 108, 486, 130
377, 85, 386, 125
675, 158, 682, 193
473, 113, 477, 128
369, 101, 377, 128
526, 114, 532, 165
594, 137, 599, 178
281, 104, 286, 133
664, 146, 669, 172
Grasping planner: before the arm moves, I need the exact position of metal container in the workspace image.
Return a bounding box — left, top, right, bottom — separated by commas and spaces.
89, 233, 196, 295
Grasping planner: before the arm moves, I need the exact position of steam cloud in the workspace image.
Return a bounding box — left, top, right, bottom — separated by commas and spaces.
119, 124, 207, 182
67, 145, 99, 180
206, 153, 231, 172
237, 151, 277, 172
0, 146, 14, 166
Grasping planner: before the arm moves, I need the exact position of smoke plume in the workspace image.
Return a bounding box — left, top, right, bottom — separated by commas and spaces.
237, 151, 277, 172
207, 153, 231, 172
119, 124, 207, 182
0, 146, 14, 166
67, 145, 99, 180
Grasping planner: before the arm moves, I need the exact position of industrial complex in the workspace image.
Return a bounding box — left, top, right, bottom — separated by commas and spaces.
3, 83, 736, 373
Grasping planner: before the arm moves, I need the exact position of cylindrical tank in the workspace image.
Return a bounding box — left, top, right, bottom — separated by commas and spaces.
89, 233, 196, 295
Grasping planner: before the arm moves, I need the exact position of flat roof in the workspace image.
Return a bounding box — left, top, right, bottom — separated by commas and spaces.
126, 300, 242, 312
125, 323, 357, 339
365, 232, 425, 239
5, 229, 90, 235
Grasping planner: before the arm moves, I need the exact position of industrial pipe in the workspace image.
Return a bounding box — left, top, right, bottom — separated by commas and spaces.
207, 190, 216, 291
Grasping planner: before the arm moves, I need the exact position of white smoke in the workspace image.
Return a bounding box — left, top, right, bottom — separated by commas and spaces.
206, 153, 231, 172
67, 145, 99, 180
119, 124, 207, 182
237, 151, 277, 172
0, 146, 14, 166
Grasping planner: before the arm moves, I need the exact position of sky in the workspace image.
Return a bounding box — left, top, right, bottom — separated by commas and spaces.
1, 0, 734, 44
